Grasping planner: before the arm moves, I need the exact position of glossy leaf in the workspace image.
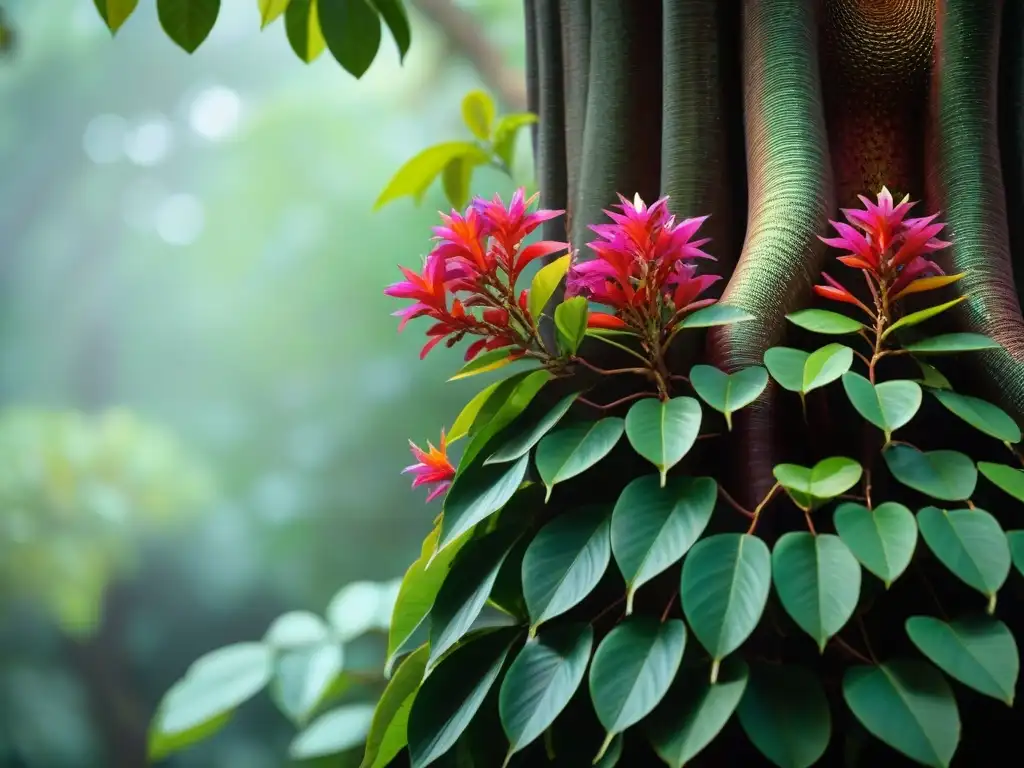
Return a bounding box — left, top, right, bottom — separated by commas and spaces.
492, 113, 538, 168
905, 616, 1018, 704
647, 657, 749, 767
448, 348, 518, 382
736, 663, 831, 768
679, 304, 755, 328
407, 629, 518, 768
772, 457, 862, 509
764, 344, 853, 395
625, 396, 702, 486
458, 370, 551, 471
589, 618, 686, 745
373, 0, 411, 60
681, 534, 772, 678
522, 505, 611, 628
554, 296, 589, 355
843, 660, 960, 768
428, 529, 519, 668
439, 454, 529, 552
930, 389, 1021, 444
375, 142, 490, 209
833, 502, 917, 587
772, 532, 861, 650
883, 445, 977, 501
157, 0, 220, 53
94, 0, 139, 33
289, 704, 375, 759
611, 475, 716, 613
915, 359, 952, 390
883, 296, 967, 340
528, 254, 571, 321
485, 392, 578, 464
688, 365, 768, 430
917, 506, 1011, 606
977, 461, 1024, 503
904, 333, 1000, 354
786, 308, 864, 335
318, 0, 381, 77
285, 0, 325, 62
535, 418, 624, 500
461, 90, 495, 140
360, 646, 428, 768
441, 155, 474, 209
841, 373, 922, 440
449, 381, 503, 443
1009, 530, 1024, 576
499, 624, 593, 758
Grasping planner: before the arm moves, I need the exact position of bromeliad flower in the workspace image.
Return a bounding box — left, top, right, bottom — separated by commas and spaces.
404, 430, 456, 503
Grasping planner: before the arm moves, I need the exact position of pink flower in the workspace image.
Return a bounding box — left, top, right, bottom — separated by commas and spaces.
403, 430, 456, 503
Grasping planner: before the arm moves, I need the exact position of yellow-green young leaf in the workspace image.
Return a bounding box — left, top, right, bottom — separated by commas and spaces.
318, 0, 381, 78
376, 142, 490, 209
461, 90, 496, 141
528, 254, 571, 321
149, 711, 232, 761
94, 0, 139, 33
441, 155, 475, 210
882, 295, 968, 340
492, 113, 538, 168
373, 0, 411, 60
891, 272, 966, 301
449, 382, 502, 443
157, 0, 220, 53
360, 646, 429, 768
448, 348, 517, 382
285, 0, 325, 62
258, 0, 290, 27
554, 297, 588, 355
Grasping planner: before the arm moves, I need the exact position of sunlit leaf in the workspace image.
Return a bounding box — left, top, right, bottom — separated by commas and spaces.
375, 142, 491, 209
457, 370, 551, 471
448, 347, 518, 382
833, 502, 917, 587
764, 344, 853, 396
772, 457, 862, 509
688, 365, 768, 430
554, 296, 589, 355
94, 0, 139, 33
157, 0, 220, 53
528, 254, 571, 322
891, 273, 966, 301
882, 296, 968, 340
441, 154, 475, 209
842, 372, 922, 440
258, 0, 290, 28
461, 90, 496, 140
360, 646, 428, 768
492, 113, 537, 168
328, 581, 395, 641
285, 0, 325, 62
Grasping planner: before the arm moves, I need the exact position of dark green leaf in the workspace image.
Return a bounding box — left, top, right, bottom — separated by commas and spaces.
882, 296, 967, 340
360, 646, 428, 768
492, 113, 538, 168
689, 365, 768, 430
1009, 530, 1024, 577
833, 502, 917, 587
905, 616, 1018, 705
977, 461, 1024, 503
681, 534, 772, 679
408, 629, 519, 768
554, 297, 589, 355
485, 393, 578, 464
94, 0, 139, 33
772, 457, 862, 509
440, 455, 529, 552
499, 624, 593, 758
289, 704, 375, 759
285, 0, 325, 62
157, 0, 219, 53
736, 663, 831, 768
771, 532, 861, 650
915, 359, 952, 390
458, 370, 551, 472
904, 333, 1001, 354
373, 0, 411, 59
883, 445, 977, 501
318, 0, 381, 77
441, 155, 474, 210
461, 90, 495, 140
528, 255, 571, 322
930, 390, 1021, 444
375, 142, 491, 209
535, 418, 624, 500
843, 660, 960, 768
611, 475, 716, 613
624, 396, 702, 486
589, 618, 686, 750
522, 505, 611, 628
680, 304, 755, 329
429, 529, 519, 668
841, 373, 922, 440
917, 506, 1011, 608
786, 308, 864, 335
647, 657, 749, 767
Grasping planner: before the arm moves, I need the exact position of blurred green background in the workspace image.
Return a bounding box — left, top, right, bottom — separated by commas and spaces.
0, 1, 529, 765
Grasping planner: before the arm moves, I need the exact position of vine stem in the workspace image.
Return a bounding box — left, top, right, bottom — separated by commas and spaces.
660, 589, 679, 622
863, 468, 873, 509
833, 636, 872, 665
746, 483, 781, 534
718, 483, 754, 519
858, 617, 878, 663
590, 595, 626, 625
578, 391, 653, 412
572, 356, 652, 378
804, 509, 817, 535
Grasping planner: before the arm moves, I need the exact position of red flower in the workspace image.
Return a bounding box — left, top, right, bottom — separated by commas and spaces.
403, 430, 455, 503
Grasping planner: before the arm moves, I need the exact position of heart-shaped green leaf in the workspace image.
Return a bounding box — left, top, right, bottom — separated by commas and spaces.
843, 660, 960, 768
977, 461, 1024, 503
883, 446, 977, 501
736, 662, 831, 768
485, 393, 579, 464
772, 457, 863, 509
611, 476, 716, 613
407, 628, 519, 768
680, 304, 755, 328
359, 645, 428, 768
521, 505, 611, 629
589, 617, 686, 755
917, 506, 1011, 609
786, 308, 865, 335
681, 534, 772, 680
1009, 530, 1024, 577
647, 657, 749, 767
764, 344, 853, 396
535, 418, 624, 500
930, 390, 1021, 444
905, 616, 1018, 705
904, 333, 1000, 354
439, 454, 529, 552
499, 623, 593, 759
834, 502, 917, 587
689, 365, 769, 430
625, 397, 702, 486
772, 532, 862, 651
882, 296, 967, 340
528, 255, 571, 321
842, 372, 922, 440
555, 296, 589, 355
